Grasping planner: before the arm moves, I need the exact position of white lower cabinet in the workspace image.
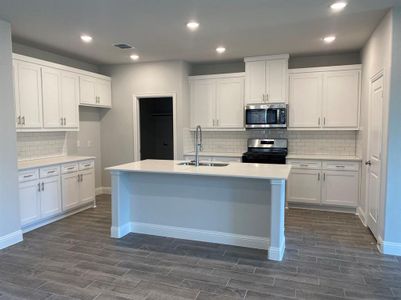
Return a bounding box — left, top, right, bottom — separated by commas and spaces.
19, 180, 41, 226
287, 159, 360, 208
19, 159, 95, 229
287, 169, 321, 204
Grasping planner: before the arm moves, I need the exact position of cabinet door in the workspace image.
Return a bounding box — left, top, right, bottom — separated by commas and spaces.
13, 61, 21, 128
79, 169, 95, 204
42, 67, 62, 128
216, 77, 244, 128
19, 180, 41, 226
322, 171, 359, 207
245, 60, 266, 104
190, 79, 215, 128
322, 70, 360, 128
289, 73, 323, 128
61, 172, 80, 211
266, 59, 287, 103
287, 169, 321, 204
40, 176, 62, 219
16, 61, 43, 128
79, 76, 96, 105
61, 71, 79, 128
96, 78, 112, 107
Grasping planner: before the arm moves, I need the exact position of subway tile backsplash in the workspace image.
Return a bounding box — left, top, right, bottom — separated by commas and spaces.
184, 129, 357, 156
17, 132, 67, 160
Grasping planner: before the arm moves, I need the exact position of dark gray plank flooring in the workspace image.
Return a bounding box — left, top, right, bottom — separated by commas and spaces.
0, 194, 400, 300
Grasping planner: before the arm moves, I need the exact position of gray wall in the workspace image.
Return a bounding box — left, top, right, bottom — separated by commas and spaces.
99, 61, 190, 187
0, 20, 21, 241
12, 42, 98, 73
383, 7, 401, 245
189, 52, 361, 75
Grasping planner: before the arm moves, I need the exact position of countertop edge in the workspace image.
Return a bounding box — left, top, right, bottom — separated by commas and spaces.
18, 156, 96, 170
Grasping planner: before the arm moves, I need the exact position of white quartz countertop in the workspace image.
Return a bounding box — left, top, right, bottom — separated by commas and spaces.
18, 156, 95, 170
286, 154, 362, 161
184, 151, 243, 157
107, 159, 291, 180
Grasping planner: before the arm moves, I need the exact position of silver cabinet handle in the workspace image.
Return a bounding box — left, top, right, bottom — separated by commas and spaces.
41, 182, 44, 191
318, 173, 320, 181
64, 118, 66, 126
84, 164, 91, 167
323, 117, 326, 125
81, 174, 83, 182
300, 164, 309, 167
323, 173, 326, 181
335, 165, 345, 168
23, 174, 33, 178
17, 116, 21, 125
60, 117, 63, 126
37, 183, 41, 192
216, 119, 219, 127
22, 116, 25, 125
77, 174, 80, 182
67, 166, 75, 170
318, 118, 321, 126
47, 170, 56, 174
266, 93, 269, 102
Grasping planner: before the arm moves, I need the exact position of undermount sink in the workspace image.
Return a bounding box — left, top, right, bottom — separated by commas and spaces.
178, 161, 229, 167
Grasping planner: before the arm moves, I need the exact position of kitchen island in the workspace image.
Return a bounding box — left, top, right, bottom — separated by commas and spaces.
106, 160, 291, 261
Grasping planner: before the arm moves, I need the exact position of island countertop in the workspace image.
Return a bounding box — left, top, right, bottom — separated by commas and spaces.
106, 159, 291, 180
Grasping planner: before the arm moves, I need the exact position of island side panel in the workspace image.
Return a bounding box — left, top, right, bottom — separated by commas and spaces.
110, 171, 132, 238
126, 172, 272, 250
268, 179, 286, 261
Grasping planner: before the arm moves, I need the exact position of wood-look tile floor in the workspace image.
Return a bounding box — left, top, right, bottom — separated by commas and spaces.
1, 195, 400, 300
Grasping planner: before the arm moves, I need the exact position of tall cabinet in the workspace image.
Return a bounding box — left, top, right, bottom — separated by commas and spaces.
244, 54, 289, 104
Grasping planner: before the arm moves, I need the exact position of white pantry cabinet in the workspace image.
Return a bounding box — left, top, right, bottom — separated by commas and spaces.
190, 73, 245, 130
79, 76, 112, 108
244, 54, 289, 104
13, 60, 43, 129
289, 65, 361, 130
287, 159, 360, 208
42, 67, 79, 129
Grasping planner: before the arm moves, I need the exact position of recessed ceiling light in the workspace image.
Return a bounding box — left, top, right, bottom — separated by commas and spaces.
323, 35, 336, 43
80, 35, 93, 43
130, 54, 140, 61
330, 1, 347, 12
186, 21, 199, 31
216, 46, 226, 54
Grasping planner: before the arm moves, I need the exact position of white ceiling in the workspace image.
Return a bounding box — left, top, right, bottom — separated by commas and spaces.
0, 0, 400, 65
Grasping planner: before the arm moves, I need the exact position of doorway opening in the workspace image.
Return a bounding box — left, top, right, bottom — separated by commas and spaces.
138, 97, 174, 160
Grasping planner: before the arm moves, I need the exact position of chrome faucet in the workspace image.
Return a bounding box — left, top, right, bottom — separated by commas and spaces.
194, 125, 203, 166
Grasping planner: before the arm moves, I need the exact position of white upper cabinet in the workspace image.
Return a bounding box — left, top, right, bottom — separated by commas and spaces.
14, 60, 43, 129
289, 73, 323, 128
322, 70, 360, 128
79, 76, 112, 108
42, 68, 79, 129
289, 65, 361, 130
190, 73, 245, 130
244, 54, 289, 105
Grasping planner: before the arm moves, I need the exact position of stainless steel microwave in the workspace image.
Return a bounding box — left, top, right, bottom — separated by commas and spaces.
245, 103, 287, 129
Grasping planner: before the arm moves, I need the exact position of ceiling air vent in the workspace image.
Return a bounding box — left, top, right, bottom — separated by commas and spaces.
113, 43, 134, 49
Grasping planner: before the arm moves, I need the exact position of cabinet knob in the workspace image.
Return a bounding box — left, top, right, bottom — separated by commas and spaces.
365, 160, 372, 166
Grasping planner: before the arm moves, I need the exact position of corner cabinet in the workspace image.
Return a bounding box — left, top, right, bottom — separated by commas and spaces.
289, 65, 361, 130
244, 54, 289, 105
287, 159, 360, 208
12, 54, 112, 132
189, 73, 245, 130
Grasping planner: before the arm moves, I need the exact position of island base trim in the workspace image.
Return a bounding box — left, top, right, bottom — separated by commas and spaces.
268, 237, 286, 261
115, 221, 270, 250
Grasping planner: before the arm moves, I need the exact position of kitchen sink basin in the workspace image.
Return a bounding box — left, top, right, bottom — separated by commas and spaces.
178, 161, 229, 167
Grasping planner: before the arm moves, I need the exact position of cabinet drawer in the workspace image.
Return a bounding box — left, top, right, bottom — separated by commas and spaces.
322, 161, 360, 171
79, 160, 94, 170
40, 165, 60, 178
18, 169, 39, 183
61, 163, 79, 174
287, 160, 321, 170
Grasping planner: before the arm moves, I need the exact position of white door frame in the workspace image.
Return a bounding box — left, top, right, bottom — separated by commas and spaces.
133, 92, 177, 162
365, 70, 384, 239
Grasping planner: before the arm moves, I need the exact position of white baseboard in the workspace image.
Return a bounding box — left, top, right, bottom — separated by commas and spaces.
378, 236, 401, 256
288, 203, 357, 214
0, 230, 23, 250
129, 222, 269, 250
111, 223, 131, 238
96, 186, 111, 195
356, 207, 367, 227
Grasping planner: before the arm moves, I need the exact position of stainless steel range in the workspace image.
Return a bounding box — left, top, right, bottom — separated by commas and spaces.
242, 138, 288, 165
